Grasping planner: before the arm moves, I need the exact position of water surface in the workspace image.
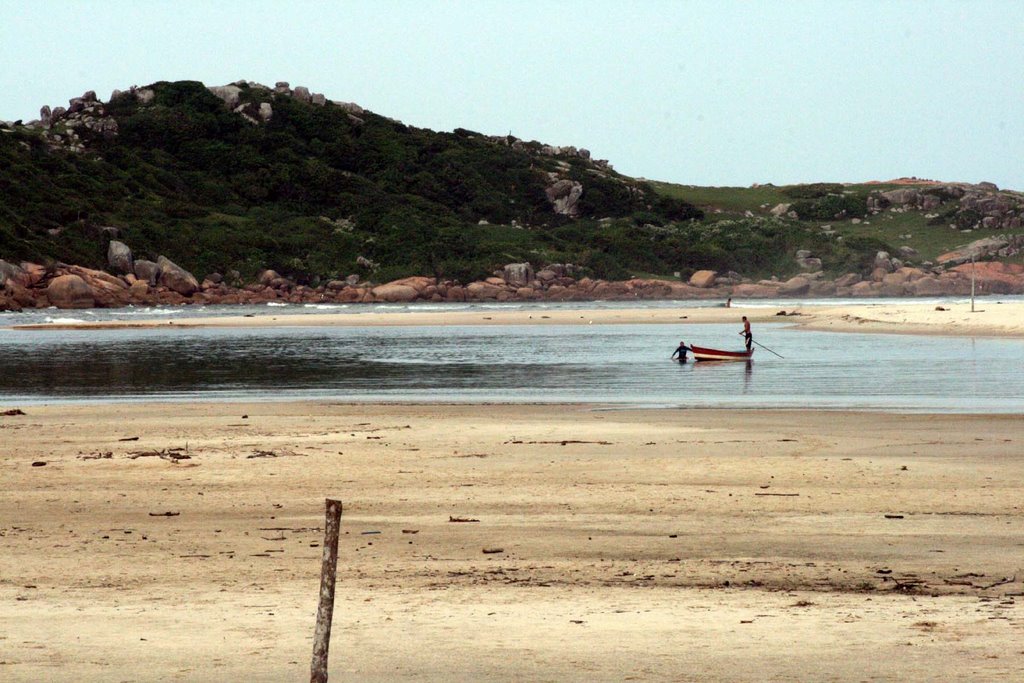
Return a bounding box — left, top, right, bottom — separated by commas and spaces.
2, 323, 1022, 412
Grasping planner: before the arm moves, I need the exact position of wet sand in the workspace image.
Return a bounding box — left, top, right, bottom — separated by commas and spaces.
12, 301, 1024, 338
2, 402, 1022, 681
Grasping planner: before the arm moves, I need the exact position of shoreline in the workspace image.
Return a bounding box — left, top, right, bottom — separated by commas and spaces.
3, 401, 1023, 680
7, 300, 1024, 338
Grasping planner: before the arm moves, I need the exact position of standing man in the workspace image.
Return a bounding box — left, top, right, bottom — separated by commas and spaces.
671, 341, 692, 363
739, 316, 752, 352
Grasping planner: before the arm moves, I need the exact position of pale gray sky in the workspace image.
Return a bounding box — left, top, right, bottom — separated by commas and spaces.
3, 0, 1023, 189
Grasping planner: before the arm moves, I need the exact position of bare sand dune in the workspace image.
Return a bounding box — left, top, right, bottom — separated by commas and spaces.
2, 403, 1023, 681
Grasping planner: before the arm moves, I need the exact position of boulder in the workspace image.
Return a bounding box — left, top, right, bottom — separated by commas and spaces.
730, 283, 779, 298
908, 276, 947, 296
129, 280, 150, 298
503, 263, 534, 287
156, 256, 199, 296
208, 85, 242, 109
386, 276, 436, 294
850, 281, 881, 297
445, 285, 467, 302
258, 103, 273, 122
880, 189, 921, 206
777, 276, 811, 296
107, 240, 133, 274
689, 270, 717, 288
545, 179, 584, 216
47, 274, 95, 309
516, 287, 538, 299
0, 259, 26, 287
292, 86, 311, 102
810, 280, 837, 296
466, 282, 504, 299
591, 281, 629, 298
371, 283, 419, 303
258, 270, 281, 285
834, 273, 861, 288
134, 259, 160, 286
268, 277, 293, 290
536, 269, 558, 283
769, 203, 791, 217
874, 251, 893, 272
66, 265, 128, 290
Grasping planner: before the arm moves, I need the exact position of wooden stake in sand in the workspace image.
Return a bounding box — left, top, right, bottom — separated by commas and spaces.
311, 498, 343, 683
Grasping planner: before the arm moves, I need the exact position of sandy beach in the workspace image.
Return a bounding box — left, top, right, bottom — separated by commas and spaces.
2, 402, 1022, 681
10, 300, 1024, 338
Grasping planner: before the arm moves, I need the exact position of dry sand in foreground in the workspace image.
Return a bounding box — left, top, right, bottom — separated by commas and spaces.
12, 300, 1024, 338
2, 402, 1023, 681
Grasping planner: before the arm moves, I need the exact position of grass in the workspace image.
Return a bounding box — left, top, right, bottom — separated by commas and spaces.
814, 207, 1005, 263
649, 182, 789, 213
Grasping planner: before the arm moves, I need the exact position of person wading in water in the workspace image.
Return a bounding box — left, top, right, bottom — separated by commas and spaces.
671, 341, 692, 363
739, 316, 752, 352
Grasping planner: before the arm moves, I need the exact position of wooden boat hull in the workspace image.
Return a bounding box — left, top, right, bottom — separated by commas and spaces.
690, 345, 754, 361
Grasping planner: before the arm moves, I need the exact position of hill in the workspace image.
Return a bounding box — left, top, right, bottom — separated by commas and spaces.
2, 80, 1023, 298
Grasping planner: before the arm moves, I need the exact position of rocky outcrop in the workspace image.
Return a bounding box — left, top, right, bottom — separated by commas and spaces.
157, 256, 199, 296
47, 275, 95, 308
936, 236, 1019, 266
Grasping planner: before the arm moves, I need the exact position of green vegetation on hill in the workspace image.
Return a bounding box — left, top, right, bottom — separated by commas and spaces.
1, 81, 703, 282
2, 80, 1014, 284
652, 180, 1020, 268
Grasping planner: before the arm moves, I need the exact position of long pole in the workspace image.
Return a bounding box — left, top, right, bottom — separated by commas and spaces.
311, 498, 343, 683
752, 339, 785, 359
971, 252, 976, 313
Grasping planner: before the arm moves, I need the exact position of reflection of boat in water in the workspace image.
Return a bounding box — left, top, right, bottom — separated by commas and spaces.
690, 345, 754, 362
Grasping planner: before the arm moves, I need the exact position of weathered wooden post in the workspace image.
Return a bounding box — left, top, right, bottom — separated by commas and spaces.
311, 498, 343, 683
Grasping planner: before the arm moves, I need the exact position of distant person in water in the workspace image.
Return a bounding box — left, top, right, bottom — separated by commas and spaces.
671, 341, 692, 363
725, 297, 732, 308
739, 316, 752, 352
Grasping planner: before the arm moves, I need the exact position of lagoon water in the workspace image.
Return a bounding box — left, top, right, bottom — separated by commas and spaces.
2, 310, 1024, 412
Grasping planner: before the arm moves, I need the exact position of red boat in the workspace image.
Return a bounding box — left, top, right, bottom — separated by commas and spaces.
690, 344, 754, 361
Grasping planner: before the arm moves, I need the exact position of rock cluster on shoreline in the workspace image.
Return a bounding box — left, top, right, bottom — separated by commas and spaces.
4, 245, 1024, 313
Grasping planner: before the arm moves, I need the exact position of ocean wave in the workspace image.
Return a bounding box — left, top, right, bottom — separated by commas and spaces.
303, 304, 350, 310
266, 302, 290, 307
117, 308, 185, 316
44, 317, 88, 324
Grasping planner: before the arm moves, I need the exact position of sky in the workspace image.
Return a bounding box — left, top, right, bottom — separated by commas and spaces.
3, 0, 1023, 189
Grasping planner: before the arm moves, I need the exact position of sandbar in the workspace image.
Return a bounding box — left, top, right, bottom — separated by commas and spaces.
10, 300, 1024, 338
